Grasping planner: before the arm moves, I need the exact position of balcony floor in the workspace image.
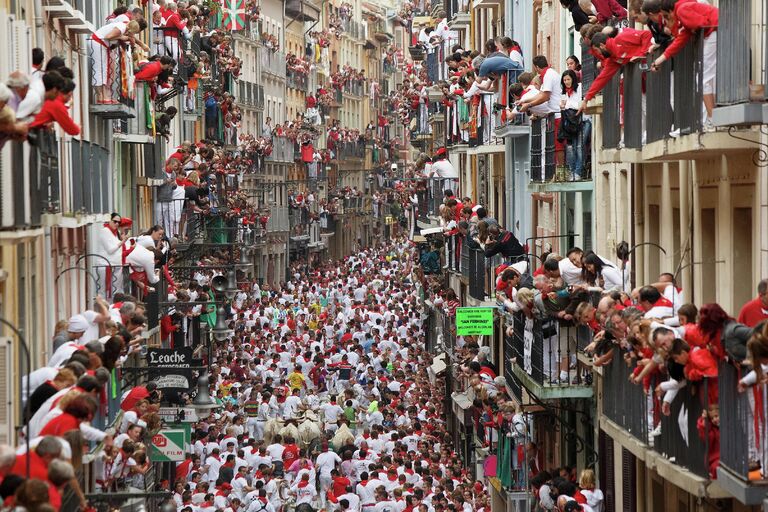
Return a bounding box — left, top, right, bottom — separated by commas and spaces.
510, 363, 594, 400
528, 179, 594, 193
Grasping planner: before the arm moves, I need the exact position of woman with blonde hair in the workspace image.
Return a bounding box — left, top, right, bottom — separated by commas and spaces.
26, 367, 77, 419
90, 20, 142, 103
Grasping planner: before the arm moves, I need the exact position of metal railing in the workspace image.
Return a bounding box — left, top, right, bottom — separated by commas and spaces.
445, 0, 469, 19
87, 38, 135, 108
342, 80, 365, 96
1, 131, 61, 228
494, 69, 526, 131
266, 136, 296, 162
411, 103, 432, 136
266, 206, 290, 232
530, 113, 556, 182
717, 361, 768, 481
602, 356, 649, 441
645, 51, 674, 143
581, 42, 598, 95
627, 41, 704, 143
261, 48, 286, 77
509, 312, 592, 386
717, 0, 768, 105
468, 248, 486, 301
69, 139, 111, 215
444, 234, 461, 273
446, 96, 469, 145
654, 377, 710, 478
337, 140, 366, 159
602, 73, 622, 149
154, 198, 206, 240
287, 69, 309, 91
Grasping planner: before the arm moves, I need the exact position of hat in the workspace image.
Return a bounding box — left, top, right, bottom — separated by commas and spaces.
510, 261, 528, 275
434, 147, 447, 157
118, 217, 133, 228
68, 314, 89, 333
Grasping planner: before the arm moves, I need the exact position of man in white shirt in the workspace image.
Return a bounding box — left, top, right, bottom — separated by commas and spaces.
315, 443, 342, 491
518, 55, 562, 117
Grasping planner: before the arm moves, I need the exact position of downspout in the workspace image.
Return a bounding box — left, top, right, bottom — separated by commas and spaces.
34, 0, 45, 49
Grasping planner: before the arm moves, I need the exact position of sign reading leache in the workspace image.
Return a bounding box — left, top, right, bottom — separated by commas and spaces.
455, 307, 495, 336
147, 348, 193, 391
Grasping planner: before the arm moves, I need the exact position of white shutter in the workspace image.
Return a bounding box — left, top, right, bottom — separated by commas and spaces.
12, 20, 31, 72
0, 337, 16, 446
0, 10, 12, 228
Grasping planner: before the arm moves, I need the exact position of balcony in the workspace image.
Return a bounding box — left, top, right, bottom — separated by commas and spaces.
69, 139, 112, 215
507, 312, 594, 400
597, 39, 761, 162
237, 80, 264, 109
336, 140, 366, 161
714, 362, 768, 504
341, 19, 365, 41
370, 20, 392, 42
285, 0, 320, 21
410, 107, 432, 149
467, 93, 504, 154
712, 0, 768, 126
598, 357, 728, 493
87, 40, 136, 119
342, 80, 365, 97
494, 69, 529, 139
446, 97, 469, 146
113, 82, 155, 144
261, 49, 286, 79
266, 136, 296, 163
287, 69, 309, 92
0, 132, 60, 230
266, 206, 290, 232
445, 0, 470, 29
43, 0, 94, 35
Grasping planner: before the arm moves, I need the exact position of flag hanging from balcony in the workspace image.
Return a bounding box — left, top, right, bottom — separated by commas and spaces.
221, 0, 246, 30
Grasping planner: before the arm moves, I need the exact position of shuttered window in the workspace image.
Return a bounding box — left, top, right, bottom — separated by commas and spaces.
622, 448, 637, 512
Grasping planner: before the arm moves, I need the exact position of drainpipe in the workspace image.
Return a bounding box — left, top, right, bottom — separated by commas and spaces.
34, 0, 45, 49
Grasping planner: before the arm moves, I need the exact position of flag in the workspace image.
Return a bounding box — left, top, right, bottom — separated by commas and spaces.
221, 0, 245, 30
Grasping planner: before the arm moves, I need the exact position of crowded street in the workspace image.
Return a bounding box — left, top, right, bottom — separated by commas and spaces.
1, 0, 768, 509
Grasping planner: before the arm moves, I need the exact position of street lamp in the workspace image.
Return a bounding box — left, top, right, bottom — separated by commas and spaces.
211, 306, 233, 342
190, 372, 220, 412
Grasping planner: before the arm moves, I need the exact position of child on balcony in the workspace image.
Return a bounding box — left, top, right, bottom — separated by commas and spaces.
697, 403, 720, 479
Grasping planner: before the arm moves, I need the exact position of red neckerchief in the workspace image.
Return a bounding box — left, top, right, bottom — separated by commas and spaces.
537, 66, 550, 82
104, 222, 119, 236
565, 87, 575, 97
297, 480, 309, 488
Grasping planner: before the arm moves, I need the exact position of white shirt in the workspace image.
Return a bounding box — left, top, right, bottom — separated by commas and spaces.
540, 67, 563, 115
431, 159, 457, 178
558, 258, 585, 286
315, 450, 342, 476
561, 83, 582, 110
126, 242, 159, 284
96, 225, 124, 265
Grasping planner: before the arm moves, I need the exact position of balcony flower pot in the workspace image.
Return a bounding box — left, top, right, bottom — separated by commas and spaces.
408, 45, 425, 61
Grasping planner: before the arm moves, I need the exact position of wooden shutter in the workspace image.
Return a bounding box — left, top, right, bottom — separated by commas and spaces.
622, 448, 637, 512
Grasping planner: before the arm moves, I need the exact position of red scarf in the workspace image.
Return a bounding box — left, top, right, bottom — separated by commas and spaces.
538, 66, 550, 82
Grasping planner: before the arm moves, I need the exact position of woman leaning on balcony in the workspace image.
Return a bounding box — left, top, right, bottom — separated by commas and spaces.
90, 20, 142, 104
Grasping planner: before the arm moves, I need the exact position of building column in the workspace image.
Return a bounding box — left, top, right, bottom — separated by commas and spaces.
574, 192, 584, 250
678, 161, 692, 302
659, 163, 674, 275
717, 154, 733, 313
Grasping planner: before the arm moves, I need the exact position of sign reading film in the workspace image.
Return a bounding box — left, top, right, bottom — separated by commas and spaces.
147, 347, 194, 391
455, 307, 495, 336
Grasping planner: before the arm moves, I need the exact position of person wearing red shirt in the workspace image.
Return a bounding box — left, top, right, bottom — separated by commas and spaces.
134, 56, 176, 82
39, 395, 96, 437
737, 279, 768, 327
121, 381, 157, 411
9, 436, 62, 480
650, 0, 718, 125
28, 72, 80, 136
580, 28, 653, 108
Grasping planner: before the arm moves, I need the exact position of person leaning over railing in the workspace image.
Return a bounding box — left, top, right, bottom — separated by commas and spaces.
646, 0, 718, 130
578, 27, 653, 112
90, 20, 143, 104
28, 71, 80, 136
